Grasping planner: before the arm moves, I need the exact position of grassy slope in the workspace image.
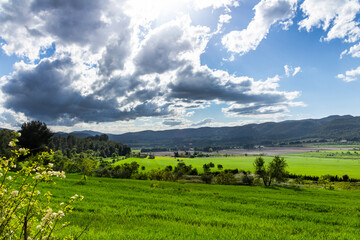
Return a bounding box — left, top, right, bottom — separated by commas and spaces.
113, 155, 360, 178
42, 174, 360, 240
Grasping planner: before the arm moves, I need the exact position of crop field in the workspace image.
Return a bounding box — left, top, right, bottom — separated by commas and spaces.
113, 154, 360, 178
284, 150, 360, 159
39, 174, 360, 239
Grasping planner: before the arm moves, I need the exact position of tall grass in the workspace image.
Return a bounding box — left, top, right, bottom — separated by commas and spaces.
41, 174, 360, 239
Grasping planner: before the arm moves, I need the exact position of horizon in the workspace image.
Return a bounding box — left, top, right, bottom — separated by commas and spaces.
7, 114, 355, 135
1, 0, 360, 134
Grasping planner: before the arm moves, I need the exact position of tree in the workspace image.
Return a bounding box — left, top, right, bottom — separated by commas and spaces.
253, 156, 288, 187
19, 121, 53, 154
75, 153, 98, 181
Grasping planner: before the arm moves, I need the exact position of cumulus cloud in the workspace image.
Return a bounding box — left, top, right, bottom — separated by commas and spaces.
222, 0, 297, 55
337, 66, 360, 82
1, 58, 171, 125
299, 0, 360, 43
0, 0, 303, 127
134, 18, 198, 75
284, 65, 301, 77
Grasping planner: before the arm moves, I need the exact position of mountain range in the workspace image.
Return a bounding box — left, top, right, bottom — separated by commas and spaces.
55, 115, 360, 148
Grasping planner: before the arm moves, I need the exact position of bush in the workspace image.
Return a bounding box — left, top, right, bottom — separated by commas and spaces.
131, 172, 148, 180
94, 167, 112, 177
201, 174, 213, 184
214, 171, 237, 185
241, 174, 254, 185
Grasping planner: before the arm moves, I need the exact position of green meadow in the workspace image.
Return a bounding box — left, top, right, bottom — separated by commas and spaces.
112, 154, 360, 178
41, 174, 360, 240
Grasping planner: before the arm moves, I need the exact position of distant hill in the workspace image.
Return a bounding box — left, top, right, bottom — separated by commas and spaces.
59, 115, 360, 148
54, 130, 103, 139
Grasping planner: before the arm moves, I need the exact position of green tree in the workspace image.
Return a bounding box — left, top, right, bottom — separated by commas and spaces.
75, 153, 98, 181
19, 121, 53, 154
253, 156, 288, 187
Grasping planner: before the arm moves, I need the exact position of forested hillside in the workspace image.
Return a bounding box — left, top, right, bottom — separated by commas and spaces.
105, 115, 360, 148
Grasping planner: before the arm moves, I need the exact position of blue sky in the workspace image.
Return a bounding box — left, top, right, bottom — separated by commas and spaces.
1, 0, 360, 133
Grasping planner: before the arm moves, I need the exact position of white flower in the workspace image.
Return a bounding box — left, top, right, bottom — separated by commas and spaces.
48, 163, 53, 168
7, 176, 12, 180
60, 202, 64, 206
10, 190, 19, 196
8, 141, 15, 147
57, 210, 65, 218
19, 148, 26, 155
71, 194, 79, 199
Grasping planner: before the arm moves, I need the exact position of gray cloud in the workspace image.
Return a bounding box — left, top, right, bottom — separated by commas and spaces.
30, 0, 108, 46
163, 119, 183, 126
168, 65, 287, 105
134, 23, 193, 75
2, 58, 171, 125
224, 104, 286, 115
192, 118, 212, 126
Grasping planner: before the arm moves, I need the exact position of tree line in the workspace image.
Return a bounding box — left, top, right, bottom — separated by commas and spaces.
0, 121, 131, 159
49, 134, 131, 158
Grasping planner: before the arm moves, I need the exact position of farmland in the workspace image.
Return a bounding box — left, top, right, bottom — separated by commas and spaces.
41, 174, 360, 239
112, 151, 360, 178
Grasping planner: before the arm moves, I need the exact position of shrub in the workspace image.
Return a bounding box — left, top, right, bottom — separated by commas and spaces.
201, 174, 213, 184
131, 172, 148, 180
214, 171, 236, 185
241, 174, 254, 185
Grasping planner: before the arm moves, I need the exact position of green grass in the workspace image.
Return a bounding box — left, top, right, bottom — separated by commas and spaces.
284, 150, 360, 159
113, 155, 360, 178
40, 174, 360, 239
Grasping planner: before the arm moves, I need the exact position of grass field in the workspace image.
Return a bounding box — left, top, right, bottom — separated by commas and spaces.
112, 155, 360, 178
40, 174, 360, 239
284, 150, 360, 159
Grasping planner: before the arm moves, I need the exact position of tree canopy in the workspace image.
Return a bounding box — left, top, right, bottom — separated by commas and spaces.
254, 156, 288, 187
19, 121, 53, 154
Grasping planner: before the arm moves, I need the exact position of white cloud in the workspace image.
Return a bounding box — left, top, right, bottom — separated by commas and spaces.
299, 0, 360, 43
215, 14, 232, 34
284, 65, 301, 77
222, 0, 297, 55
341, 42, 360, 59
337, 66, 360, 82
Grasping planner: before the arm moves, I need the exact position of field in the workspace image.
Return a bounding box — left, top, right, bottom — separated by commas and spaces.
40, 174, 360, 239
112, 153, 360, 178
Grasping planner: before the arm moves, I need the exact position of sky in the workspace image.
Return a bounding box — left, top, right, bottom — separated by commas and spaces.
1, 0, 360, 134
